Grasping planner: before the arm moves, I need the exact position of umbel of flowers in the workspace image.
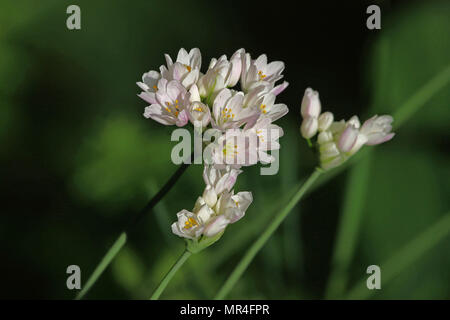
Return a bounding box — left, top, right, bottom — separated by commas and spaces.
299, 88, 395, 170
137, 48, 289, 251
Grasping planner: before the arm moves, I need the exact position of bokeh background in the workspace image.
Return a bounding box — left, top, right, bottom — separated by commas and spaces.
1, 0, 449, 299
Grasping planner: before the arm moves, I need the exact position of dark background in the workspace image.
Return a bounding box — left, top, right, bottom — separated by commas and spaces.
0, 0, 449, 299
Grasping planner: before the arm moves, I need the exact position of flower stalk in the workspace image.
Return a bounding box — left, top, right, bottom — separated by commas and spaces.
75, 156, 192, 300
150, 249, 192, 300
214, 168, 322, 299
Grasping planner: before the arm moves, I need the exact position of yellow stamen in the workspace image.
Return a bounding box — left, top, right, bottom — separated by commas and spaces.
184, 217, 198, 229
258, 70, 267, 80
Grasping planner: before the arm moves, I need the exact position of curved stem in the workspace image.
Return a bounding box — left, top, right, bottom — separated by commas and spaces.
214, 169, 322, 300
75, 156, 192, 300
325, 154, 372, 299
150, 249, 192, 300
75, 232, 127, 300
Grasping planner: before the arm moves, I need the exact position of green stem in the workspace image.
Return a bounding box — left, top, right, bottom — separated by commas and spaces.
150, 249, 192, 300
346, 213, 450, 300
324, 153, 372, 299
75, 232, 127, 300
214, 169, 322, 300
393, 64, 450, 127
324, 64, 450, 299
75, 156, 192, 300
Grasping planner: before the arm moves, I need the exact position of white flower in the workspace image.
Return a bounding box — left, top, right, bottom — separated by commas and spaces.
187, 101, 211, 128
203, 190, 253, 237
197, 49, 245, 101
214, 190, 253, 224
143, 79, 190, 126
208, 49, 245, 88
241, 53, 285, 93
171, 210, 204, 239
137, 70, 161, 104
161, 48, 202, 89
244, 117, 283, 164
211, 88, 257, 130
318, 114, 395, 170
211, 129, 259, 169
249, 91, 289, 122
203, 165, 242, 196
137, 48, 201, 106
360, 115, 395, 145
171, 178, 253, 240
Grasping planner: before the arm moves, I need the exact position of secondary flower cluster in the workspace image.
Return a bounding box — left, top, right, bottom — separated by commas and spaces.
138, 48, 288, 244
300, 88, 395, 170
171, 165, 252, 241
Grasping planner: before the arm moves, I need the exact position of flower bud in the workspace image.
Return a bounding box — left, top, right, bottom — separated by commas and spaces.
347, 115, 361, 129
318, 112, 334, 131
301, 88, 321, 118
360, 115, 395, 146
300, 116, 318, 139
202, 186, 218, 208
337, 125, 359, 153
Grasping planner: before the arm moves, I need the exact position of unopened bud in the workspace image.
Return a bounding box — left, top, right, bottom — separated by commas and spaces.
300, 116, 318, 139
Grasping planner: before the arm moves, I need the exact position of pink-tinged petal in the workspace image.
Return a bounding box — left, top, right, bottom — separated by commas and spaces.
366, 132, 395, 145
137, 81, 149, 91
347, 115, 361, 129
240, 53, 251, 86
164, 54, 173, 67
300, 87, 321, 118
266, 61, 284, 77
146, 113, 175, 125
176, 109, 189, 127
189, 48, 201, 69
166, 80, 184, 101
338, 125, 359, 152
138, 92, 157, 104
157, 78, 168, 91
271, 81, 289, 96
267, 103, 288, 122
160, 65, 169, 79
203, 215, 230, 237
212, 88, 232, 120
171, 62, 187, 81
254, 54, 267, 70
301, 116, 318, 139
246, 64, 259, 85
